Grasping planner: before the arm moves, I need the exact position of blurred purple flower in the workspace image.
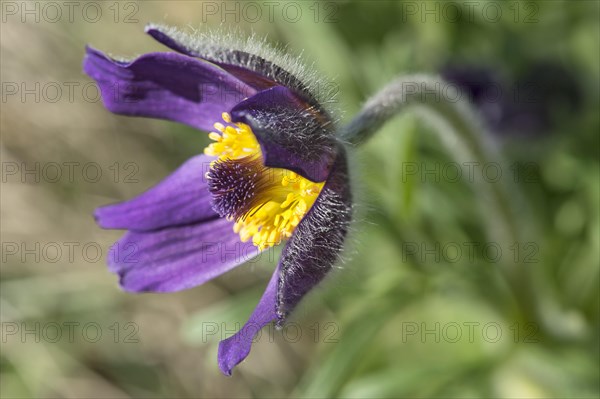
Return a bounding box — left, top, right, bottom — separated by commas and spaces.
442, 62, 580, 135
84, 25, 351, 375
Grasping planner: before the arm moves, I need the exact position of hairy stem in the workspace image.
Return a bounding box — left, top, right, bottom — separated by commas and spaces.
340, 74, 540, 324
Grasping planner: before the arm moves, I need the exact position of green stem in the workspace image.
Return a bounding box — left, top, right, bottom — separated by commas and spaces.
340, 74, 538, 324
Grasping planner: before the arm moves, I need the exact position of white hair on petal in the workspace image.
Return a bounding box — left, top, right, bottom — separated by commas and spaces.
146, 23, 338, 116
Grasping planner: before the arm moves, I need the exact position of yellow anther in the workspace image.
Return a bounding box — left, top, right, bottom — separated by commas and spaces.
208, 132, 222, 142
281, 193, 295, 208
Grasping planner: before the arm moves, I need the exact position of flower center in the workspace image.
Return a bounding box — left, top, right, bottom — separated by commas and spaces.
204, 113, 324, 250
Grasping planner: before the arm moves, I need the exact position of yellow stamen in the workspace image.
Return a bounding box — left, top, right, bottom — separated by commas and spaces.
204, 112, 324, 249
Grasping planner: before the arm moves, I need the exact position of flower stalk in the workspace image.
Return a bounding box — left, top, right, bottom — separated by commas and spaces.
340, 74, 541, 325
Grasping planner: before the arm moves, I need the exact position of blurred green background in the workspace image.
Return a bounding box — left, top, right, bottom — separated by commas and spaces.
1, 1, 598, 398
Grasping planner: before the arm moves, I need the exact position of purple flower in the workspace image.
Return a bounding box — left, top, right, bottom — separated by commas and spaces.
441, 62, 580, 135
84, 25, 352, 375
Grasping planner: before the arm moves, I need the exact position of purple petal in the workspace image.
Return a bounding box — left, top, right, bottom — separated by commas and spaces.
218, 265, 279, 376
108, 216, 260, 293
231, 86, 337, 182
145, 25, 319, 105
83, 46, 256, 132
276, 147, 352, 324
146, 25, 276, 91
95, 155, 216, 232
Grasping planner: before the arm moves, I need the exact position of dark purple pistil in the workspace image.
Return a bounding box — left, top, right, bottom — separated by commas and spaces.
206, 156, 276, 221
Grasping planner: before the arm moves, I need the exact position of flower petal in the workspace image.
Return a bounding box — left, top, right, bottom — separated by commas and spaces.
145, 24, 320, 107
230, 86, 338, 182
146, 26, 277, 92
276, 147, 352, 324
95, 155, 216, 232
83, 46, 256, 132
108, 217, 260, 292
217, 265, 280, 376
